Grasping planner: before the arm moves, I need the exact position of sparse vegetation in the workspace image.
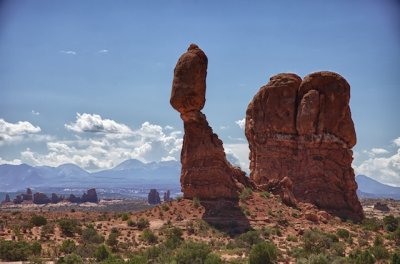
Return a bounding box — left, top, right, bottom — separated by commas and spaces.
137, 217, 150, 230
249, 241, 278, 264
30, 215, 47, 227
58, 219, 80, 237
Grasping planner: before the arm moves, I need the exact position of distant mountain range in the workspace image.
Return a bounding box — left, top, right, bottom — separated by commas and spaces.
356, 175, 400, 200
1, 161, 399, 200
0, 159, 180, 192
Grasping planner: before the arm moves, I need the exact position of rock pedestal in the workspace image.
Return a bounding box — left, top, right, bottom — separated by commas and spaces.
171, 44, 250, 200
148, 189, 161, 205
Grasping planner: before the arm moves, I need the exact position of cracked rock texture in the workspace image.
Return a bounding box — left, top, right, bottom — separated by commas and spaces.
245, 72, 364, 221
171, 44, 250, 200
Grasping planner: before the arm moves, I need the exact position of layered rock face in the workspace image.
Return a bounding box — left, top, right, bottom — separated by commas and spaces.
245, 72, 363, 221
171, 44, 249, 200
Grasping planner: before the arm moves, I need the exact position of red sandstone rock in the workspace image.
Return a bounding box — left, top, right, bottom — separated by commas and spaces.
245, 71, 364, 222
171, 44, 250, 200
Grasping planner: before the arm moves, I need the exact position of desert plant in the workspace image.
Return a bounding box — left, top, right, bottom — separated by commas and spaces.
60, 239, 76, 254
361, 217, 383, 231
239, 187, 253, 201
106, 232, 119, 249
58, 219, 79, 237
204, 253, 223, 264
175, 240, 212, 264
164, 226, 183, 249
0, 240, 33, 261
336, 228, 350, 239
383, 215, 399, 232
94, 244, 111, 261
57, 253, 83, 264
81, 225, 104, 244
121, 213, 129, 221
193, 196, 201, 208
30, 215, 47, 227
141, 229, 158, 244
137, 218, 149, 230
249, 241, 278, 264
235, 230, 263, 249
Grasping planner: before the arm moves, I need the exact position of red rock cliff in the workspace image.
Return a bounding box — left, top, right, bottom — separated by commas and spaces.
245, 72, 364, 221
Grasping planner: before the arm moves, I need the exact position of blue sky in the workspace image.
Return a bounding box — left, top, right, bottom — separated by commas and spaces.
1, 0, 399, 185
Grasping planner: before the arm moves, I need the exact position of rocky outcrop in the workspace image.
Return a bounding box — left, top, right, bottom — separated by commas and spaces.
374, 202, 390, 212
163, 190, 172, 202
82, 188, 98, 203
51, 193, 62, 203
246, 72, 363, 221
2, 194, 11, 203
171, 44, 250, 200
33, 192, 51, 204
148, 189, 161, 205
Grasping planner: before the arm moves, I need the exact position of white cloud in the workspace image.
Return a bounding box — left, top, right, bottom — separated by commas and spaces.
19, 119, 183, 172
0, 119, 41, 144
220, 126, 229, 130
164, 125, 174, 130
65, 113, 132, 134
225, 143, 250, 173
98, 49, 109, 53
0, 157, 22, 165
60, 50, 77, 55
31, 110, 40, 116
394, 137, 400, 147
370, 148, 389, 155
235, 118, 245, 129
354, 140, 400, 187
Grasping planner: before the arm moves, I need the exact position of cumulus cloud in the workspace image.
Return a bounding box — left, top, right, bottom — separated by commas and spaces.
0, 157, 22, 165
60, 50, 77, 55
65, 113, 132, 134
20, 119, 183, 171
354, 139, 400, 187
31, 110, 40, 116
235, 118, 245, 129
0, 119, 41, 144
225, 143, 250, 173
394, 137, 400, 147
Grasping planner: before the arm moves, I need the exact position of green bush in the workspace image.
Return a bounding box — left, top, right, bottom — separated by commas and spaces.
127, 219, 135, 227
94, 244, 111, 261
81, 225, 104, 244
31, 241, 42, 256
30, 215, 47, 227
0, 240, 34, 261
141, 229, 158, 244
164, 227, 183, 249
126, 255, 147, 264
204, 253, 223, 264
235, 230, 263, 249
193, 197, 201, 208
349, 248, 376, 264
336, 228, 350, 239
392, 252, 400, 264
58, 219, 79, 237
121, 213, 129, 221
239, 187, 253, 201
175, 241, 212, 264
371, 237, 389, 260
249, 241, 278, 264
383, 215, 399, 232
57, 253, 83, 264
137, 218, 149, 230
302, 229, 337, 254
106, 232, 119, 249
361, 217, 383, 231
60, 239, 76, 254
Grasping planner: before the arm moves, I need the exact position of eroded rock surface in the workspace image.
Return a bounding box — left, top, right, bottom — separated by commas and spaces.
171, 44, 250, 200
246, 72, 364, 221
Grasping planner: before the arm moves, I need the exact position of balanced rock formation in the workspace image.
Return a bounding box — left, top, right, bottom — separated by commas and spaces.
245, 72, 363, 221
148, 189, 161, 205
171, 44, 250, 200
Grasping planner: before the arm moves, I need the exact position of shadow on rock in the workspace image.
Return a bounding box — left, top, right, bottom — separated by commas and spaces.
200, 199, 252, 237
